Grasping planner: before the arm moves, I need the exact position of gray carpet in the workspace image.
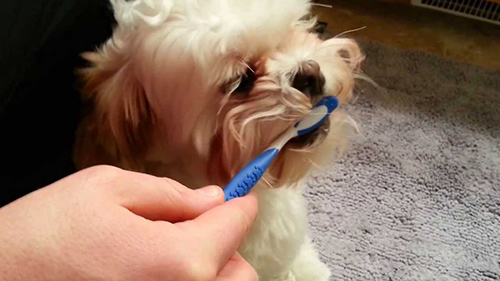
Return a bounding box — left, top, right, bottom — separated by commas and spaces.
306, 39, 500, 281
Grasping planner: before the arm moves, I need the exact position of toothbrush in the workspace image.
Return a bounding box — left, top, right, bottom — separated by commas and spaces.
223, 96, 339, 201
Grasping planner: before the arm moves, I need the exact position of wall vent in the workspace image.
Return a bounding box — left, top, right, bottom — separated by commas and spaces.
411, 0, 500, 25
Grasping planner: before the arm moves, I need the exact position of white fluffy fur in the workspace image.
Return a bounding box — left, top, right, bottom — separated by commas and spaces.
74, 0, 364, 280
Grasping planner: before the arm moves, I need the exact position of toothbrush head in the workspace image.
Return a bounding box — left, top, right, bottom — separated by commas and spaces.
294, 96, 339, 137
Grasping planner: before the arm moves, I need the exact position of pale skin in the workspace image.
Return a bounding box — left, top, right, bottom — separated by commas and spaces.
0, 165, 258, 281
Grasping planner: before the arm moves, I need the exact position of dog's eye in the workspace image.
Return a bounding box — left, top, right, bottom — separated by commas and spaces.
233, 68, 256, 96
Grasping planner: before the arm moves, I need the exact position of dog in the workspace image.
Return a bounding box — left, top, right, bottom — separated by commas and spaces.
73, 0, 364, 279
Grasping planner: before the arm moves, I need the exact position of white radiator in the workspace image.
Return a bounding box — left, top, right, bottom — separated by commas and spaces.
411, 0, 500, 25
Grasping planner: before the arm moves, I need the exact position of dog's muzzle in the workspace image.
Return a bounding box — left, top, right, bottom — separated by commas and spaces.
292, 60, 326, 100
288, 118, 330, 149
288, 60, 329, 148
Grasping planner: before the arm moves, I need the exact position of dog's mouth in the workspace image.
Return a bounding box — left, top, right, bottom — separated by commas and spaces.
287, 118, 330, 149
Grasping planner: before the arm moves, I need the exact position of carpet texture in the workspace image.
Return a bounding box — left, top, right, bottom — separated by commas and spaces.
306, 39, 500, 281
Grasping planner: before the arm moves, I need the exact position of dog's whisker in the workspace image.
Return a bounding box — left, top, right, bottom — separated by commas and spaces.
261, 176, 274, 188
334, 26, 367, 38
307, 158, 325, 171
241, 60, 255, 73
311, 3, 333, 8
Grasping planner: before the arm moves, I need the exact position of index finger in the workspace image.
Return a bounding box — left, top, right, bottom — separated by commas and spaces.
175, 192, 258, 272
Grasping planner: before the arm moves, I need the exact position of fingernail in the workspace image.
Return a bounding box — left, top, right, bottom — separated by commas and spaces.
196, 185, 222, 198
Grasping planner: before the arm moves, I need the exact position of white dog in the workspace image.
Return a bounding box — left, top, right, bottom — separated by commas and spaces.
74, 0, 364, 280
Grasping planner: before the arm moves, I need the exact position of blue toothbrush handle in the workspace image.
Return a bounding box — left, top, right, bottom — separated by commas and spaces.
224, 148, 279, 201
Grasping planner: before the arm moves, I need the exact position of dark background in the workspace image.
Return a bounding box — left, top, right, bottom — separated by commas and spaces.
0, 0, 114, 206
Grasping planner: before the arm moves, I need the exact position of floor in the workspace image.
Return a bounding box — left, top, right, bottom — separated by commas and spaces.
312, 0, 500, 70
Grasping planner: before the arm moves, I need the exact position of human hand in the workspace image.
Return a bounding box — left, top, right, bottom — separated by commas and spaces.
0, 165, 258, 281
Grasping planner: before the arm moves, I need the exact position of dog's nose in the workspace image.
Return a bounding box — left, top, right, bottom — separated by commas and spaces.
292, 60, 325, 97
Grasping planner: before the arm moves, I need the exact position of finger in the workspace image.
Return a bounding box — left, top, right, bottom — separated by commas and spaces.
175, 192, 258, 271
216, 253, 258, 281
100, 167, 224, 222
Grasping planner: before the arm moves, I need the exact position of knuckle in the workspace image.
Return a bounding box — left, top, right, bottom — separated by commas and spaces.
156, 178, 187, 204
181, 260, 217, 281
85, 165, 122, 179
245, 263, 259, 281
80, 165, 125, 193
162, 177, 192, 195
160, 178, 196, 204
234, 255, 258, 281
234, 206, 253, 234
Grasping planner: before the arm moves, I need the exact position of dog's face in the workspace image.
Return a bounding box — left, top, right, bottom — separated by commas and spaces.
76, 0, 363, 188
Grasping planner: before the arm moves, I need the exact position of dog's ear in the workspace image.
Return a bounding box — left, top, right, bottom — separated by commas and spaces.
74, 50, 155, 170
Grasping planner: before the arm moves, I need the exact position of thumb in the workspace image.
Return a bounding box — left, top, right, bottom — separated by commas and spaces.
175, 193, 258, 271
97, 167, 224, 222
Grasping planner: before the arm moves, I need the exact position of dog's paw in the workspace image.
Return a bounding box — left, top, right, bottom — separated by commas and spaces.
269, 271, 297, 281
290, 238, 331, 281
292, 263, 330, 281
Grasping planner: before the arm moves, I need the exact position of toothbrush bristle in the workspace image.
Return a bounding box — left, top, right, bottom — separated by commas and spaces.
294, 96, 339, 136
